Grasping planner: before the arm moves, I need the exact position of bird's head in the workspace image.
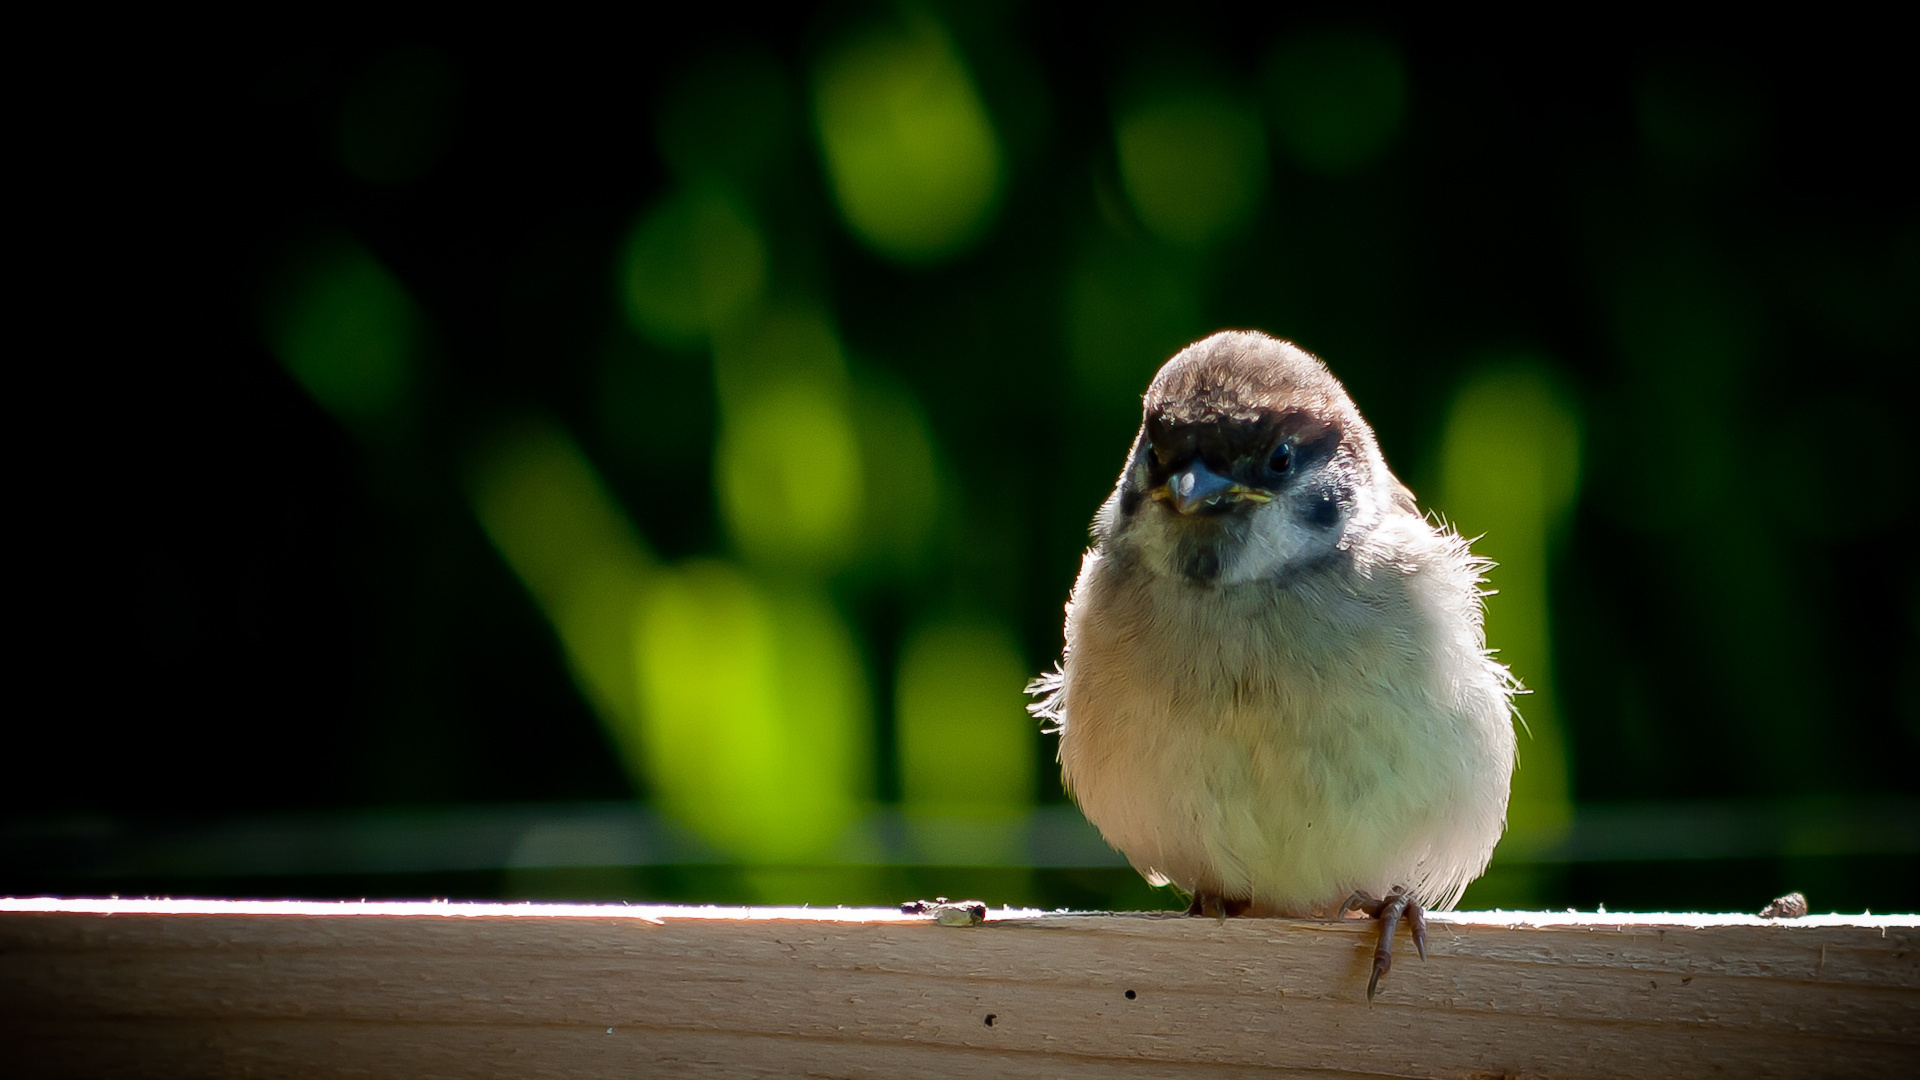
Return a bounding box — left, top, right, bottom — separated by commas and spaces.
1097, 331, 1407, 586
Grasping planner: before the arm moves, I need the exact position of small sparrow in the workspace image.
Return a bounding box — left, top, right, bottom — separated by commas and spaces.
1030, 330, 1517, 998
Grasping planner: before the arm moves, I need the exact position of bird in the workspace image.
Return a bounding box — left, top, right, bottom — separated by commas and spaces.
1028, 329, 1517, 999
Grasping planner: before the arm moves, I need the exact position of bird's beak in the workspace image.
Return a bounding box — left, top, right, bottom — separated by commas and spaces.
1153, 461, 1272, 516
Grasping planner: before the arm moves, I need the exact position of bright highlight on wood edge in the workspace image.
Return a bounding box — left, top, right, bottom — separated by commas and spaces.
3, 897, 1912, 928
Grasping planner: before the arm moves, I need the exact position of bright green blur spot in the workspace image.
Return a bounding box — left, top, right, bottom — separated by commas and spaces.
811, 15, 1005, 263
895, 618, 1036, 863
716, 382, 865, 569
621, 185, 768, 349
466, 422, 875, 871
712, 305, 870, 570
1264, 30, 1407, 177
1114, 88, 1267, 248
335, 47, 461, 185
465, 420, 655, 763
634, 562, 869, 862
264, 237, 420, 425
896, 619, 1035, 812
1436, 364, 1582, 864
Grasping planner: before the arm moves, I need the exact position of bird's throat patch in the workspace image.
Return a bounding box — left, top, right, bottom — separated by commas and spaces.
1176, 536, 1225, 583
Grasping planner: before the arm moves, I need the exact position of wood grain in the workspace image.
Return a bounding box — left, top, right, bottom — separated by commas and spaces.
1, 901, 1914, 1078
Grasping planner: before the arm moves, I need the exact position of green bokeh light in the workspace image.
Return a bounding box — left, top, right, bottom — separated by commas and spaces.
710, 304, 870, 570
634, 562, 869, 863
263, 237, 421, 426
896, 618, 1035, 814
811, 14, 1005, 263
1264, 30, 1407, 178
711, 302, 848, 411
467, 421, 876, 872
895, 618, 1036, 865
716, 380, 865, 569
1114, 87, 1268, 248
465, 420, 655, 766
620, 184, 769, 349
1435, 363, 1582, 879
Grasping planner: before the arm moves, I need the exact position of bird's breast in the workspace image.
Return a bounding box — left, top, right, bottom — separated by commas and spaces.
1053, 543, 1507, 912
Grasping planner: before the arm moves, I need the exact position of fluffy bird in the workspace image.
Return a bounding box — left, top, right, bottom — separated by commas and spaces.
1029, 330, 1517, 998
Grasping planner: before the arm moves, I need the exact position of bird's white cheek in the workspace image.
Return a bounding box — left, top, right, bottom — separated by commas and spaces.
1218, 508, 1328, 584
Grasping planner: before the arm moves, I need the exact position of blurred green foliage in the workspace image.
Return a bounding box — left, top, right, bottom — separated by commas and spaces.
811, 12, 1005, 262
636, 562, 870, 862
1114, 82, 1268, 248
1436, 364, 1583, 905
621, 186, 769, 349
466, 422, 653, 756
11, 7, 1916, 915
263, 237, 422, 427
1264, 30, 1407, 177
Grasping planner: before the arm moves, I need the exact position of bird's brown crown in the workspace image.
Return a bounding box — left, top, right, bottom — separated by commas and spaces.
1141, 331, 1356, 469
1145, 331, 1355, 428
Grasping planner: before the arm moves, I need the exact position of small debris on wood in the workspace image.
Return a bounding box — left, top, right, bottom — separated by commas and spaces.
1760, 892, 1809, 919
901, 897, 988, 926
936, 902, 987, 927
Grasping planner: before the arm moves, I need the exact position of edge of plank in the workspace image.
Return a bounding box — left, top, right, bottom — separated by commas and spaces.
3, 896, 1914, 928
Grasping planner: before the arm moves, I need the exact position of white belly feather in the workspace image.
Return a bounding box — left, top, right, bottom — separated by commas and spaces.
1048, 516, 1514, 915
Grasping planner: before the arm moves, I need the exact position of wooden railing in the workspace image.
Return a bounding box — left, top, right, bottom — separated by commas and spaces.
2, 899, 1914, 1078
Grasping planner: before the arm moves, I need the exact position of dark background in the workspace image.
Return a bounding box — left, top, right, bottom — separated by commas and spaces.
11, 6, 1916, 913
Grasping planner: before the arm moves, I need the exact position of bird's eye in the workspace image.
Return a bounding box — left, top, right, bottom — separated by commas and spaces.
1269, 443, 1294, 473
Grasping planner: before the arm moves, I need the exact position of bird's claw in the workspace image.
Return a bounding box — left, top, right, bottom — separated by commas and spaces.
1344, 885, 1426, 1001
1186, 892, 1250, 924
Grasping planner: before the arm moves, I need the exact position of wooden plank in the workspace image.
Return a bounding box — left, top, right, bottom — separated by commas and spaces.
2, 900, 1915, 1079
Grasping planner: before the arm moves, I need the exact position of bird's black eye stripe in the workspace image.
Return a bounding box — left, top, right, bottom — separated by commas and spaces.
1269, 442, 1294, 473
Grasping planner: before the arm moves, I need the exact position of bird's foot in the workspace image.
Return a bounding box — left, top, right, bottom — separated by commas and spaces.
1338, 885, 1428, 1001
1186, 892, 1252, 923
